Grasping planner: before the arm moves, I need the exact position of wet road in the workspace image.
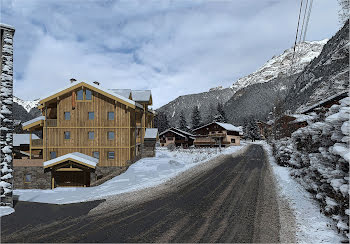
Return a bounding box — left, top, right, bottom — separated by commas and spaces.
1, 144, 280, 243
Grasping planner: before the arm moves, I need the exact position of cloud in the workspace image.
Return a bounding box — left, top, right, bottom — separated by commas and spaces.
2, 0, 340, 108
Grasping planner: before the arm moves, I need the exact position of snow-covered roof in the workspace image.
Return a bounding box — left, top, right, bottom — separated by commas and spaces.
299, 91, 348, 114
193, 122, 243, 134
109, 89, 132, 99
0, 23, 15, 31
144, 128, 159, 139
131, 90, 152, 102
22, 116, 45, 127
43, 152, 98, 168
171, 128, 195, 137
13, 134, 40, 146
159, 128, 188, 138
40, 81, 142, 109
289, 114, 314, 124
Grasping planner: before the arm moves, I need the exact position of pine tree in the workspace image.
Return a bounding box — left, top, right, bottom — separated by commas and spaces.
205, 103, 215, 124
178, 110, 187, 131
154, 111, 169, 133
191, 105, 202, 129
214, 102, 227, 123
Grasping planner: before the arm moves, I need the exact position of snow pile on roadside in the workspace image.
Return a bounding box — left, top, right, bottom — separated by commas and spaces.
14, 144, 246, 205
259, 141, 344, 243
0, 206, 15, 217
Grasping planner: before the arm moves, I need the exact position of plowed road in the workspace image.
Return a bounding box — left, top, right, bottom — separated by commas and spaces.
2, 144, 280, 243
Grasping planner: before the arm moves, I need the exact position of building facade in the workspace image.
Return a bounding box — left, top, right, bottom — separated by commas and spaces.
159, 128, 195, 148
20, 80, 155, 189
193, 122, 242, 147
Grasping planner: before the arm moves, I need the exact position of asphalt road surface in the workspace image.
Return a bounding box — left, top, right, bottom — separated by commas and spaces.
1, 144, 281, 243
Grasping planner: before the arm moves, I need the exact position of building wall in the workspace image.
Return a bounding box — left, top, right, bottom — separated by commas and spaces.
13, 166, 51, 189
224, 135, 241, 146
43, 88, 139, 167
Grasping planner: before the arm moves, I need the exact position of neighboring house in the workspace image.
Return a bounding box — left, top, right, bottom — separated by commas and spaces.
272, 114, 313, 139
13, 134, 40, 159
193, 122, 242, 147
19, 79, 155, 189
299, 91, 348, 114
159, 128, 196, 148
256, 120, 272, 139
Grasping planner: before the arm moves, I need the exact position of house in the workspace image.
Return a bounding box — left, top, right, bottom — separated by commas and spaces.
159, 128, 196, 148
13, 134, 40, 159
18, 79, 155, 189
193, 122, 242, 147
298, 91, 348, 114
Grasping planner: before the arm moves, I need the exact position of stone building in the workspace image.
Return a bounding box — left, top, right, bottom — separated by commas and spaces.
0, 23, 15, 207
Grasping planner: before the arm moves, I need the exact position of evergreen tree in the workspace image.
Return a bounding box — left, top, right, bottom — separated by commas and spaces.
191, 105, 202, 129
245, 117, 260, 142
154, 111, 169, 133
205, 103, 215, 124
178, 110, 187, 131
214, 102, 227, 123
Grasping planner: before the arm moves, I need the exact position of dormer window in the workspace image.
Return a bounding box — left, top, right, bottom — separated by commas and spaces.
77, 89, 84, 100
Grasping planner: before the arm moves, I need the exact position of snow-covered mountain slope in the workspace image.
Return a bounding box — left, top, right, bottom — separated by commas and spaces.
230, 39, 328, 92
13, 96, 40, 113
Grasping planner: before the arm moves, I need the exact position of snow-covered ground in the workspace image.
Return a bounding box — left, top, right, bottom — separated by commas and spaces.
256, 141, 344, 243
0, 206, 15, 217
14, 144, 246, 205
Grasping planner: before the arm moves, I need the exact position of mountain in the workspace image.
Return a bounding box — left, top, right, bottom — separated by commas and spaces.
157, 39, 328, 127
13, 96, 40, 113
230, 39, 328, 93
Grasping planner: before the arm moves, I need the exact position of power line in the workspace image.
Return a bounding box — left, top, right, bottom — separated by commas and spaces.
290, 0, 304, 73
299, 0, 309, 44
303, 0, 313, 41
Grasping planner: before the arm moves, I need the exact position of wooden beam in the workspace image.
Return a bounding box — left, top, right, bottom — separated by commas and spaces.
29, 133, 32, 159
56, 168, 83, 172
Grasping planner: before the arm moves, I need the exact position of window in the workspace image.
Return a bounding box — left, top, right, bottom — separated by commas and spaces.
50, 151, 56, 159
88, 112, 94, 120
93, 151, 100, 159
64, 112, 71, 120
231, 138, 236, 143
24, 174, 31, 183
108, 151, 115, 159
86, 89, 92, 100
108, 112, 114, 120
64, 131, 70, 140
88, 131, 94, 140
77, 89, 84, 100
108, 131, 115, 140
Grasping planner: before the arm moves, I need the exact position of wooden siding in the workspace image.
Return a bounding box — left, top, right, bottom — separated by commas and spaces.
43, 88, 134, 166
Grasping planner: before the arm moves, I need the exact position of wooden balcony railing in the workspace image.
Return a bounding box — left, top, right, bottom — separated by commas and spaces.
46, 119, 57, 127
209, 132, 226, 137
32, 139, 43, 147
194, 137, 216, 144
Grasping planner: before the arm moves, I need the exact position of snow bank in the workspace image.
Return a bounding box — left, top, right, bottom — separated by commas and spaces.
259, 141, 344, 243
0, 206, 15, 217
14, 144, 246, 204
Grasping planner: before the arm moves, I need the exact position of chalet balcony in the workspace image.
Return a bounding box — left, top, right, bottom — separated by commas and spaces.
208, 131, 226, 137
46, 119, 57, 127
32, 139, 43, 147
194, 137, 216, 145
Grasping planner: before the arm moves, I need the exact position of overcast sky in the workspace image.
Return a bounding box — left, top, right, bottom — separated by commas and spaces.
1, 0, 341, 108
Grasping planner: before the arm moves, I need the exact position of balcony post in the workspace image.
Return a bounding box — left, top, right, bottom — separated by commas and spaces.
29, 132, 32, 159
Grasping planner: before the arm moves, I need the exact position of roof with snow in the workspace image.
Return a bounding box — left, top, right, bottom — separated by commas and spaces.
109, 89, 132, 99
299, 91, 348, 114
288, 114, 314, 124
131, 90, 152, 104
193, 122, 243, 135
159, 128, 196, 139
43, 152, 98, 169
13, 134, 40, 146
22, 116, 45, 130
144, 128, 159, 139
0, 23, 15, 31
39, 81, 143, 109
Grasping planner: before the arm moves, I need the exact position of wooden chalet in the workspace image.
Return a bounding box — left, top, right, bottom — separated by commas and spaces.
19, 79, 155, 189
193, 122, 242, 147
159, 128, 196, 148
13, 134, 40, 159
299, 91, 348, 114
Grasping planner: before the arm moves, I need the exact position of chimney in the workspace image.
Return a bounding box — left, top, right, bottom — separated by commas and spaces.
70, 78, 77, 83
93, 81, 100, 86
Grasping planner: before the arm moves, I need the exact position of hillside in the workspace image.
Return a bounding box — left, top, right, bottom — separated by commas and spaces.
157, 39, 328, 127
